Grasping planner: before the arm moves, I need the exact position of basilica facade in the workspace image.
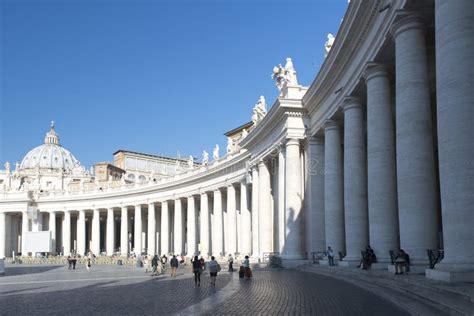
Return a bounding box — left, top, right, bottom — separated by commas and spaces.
1, 0, 472, 282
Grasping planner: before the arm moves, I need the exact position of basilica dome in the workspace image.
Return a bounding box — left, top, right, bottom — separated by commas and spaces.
19, 122, 82, 171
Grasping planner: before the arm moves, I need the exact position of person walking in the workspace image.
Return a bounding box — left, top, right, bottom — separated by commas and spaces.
192, 255, 202, 286
151, 255, 159, 276
207, 256, 221, 286
86, 256, 92, 271
67, 255, 72, 270
170, 255, 179, 277
327, 246, 335, 266
227, 254, 234, 272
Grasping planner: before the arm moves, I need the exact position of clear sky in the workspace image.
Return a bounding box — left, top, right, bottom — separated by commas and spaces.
1, 0, 348, 169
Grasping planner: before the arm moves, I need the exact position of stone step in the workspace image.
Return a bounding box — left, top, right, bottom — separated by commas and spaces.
300, 266, 474, 315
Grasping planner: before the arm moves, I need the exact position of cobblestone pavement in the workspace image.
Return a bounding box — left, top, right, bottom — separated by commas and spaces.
0, 264, 408, 315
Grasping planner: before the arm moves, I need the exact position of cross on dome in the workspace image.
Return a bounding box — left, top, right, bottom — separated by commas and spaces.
44, 120, 60, 145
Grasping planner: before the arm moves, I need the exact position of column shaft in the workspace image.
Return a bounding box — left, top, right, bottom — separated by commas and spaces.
213, 190, 223, 256
92, 209, 100, 255
77, 210, 86, 255
283, 138, 304, 259
200, 193, 210, 257
187, 196, 196, 256
227, 185, 237, 255
364, 64, 399, 262
258, 160, 272, 256
0, 213, 5, 258
343, 98, 368, 261
251, 168, 260, 257
120, 207, 128, 256
49, 212, 57, 254
324, 122, 345, 257
63, 211, 71, 256
278, 149, 286, 254
21, 212, 28, 255
307, 136, 326, 255
106, 208, 115, 256
240, 182, 251, 256
147, 203, 156, 255
174, 199, 183, 255
435, 0, 474, 266
161, 201, 169, 255
134, 205, 142, 254
392, 14, 439, 263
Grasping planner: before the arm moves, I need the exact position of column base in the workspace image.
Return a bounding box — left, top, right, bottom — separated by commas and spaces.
425, 264, 474, 283
388, 264, 427, 275
338, 260, 360, 267
279, 258, 307, 268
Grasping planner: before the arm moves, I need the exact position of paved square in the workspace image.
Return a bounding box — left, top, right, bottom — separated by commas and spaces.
0, 264, 409, 315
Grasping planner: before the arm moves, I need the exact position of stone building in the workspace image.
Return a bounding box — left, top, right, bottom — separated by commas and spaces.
0, 0, 472, 283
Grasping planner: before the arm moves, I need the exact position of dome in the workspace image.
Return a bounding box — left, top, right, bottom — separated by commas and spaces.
19, 122, 82, 171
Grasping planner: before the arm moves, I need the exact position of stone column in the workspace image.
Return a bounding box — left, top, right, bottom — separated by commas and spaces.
343, 97, 368, 263
364, 63, 399, 262
306, 136, 326, 255
391, 14, 439, 263
134, 205, 142, 254
278, 148, 286, 254
21, 211, 29, 255
120, 206, 128, 256
324, 121, 345, 257
147, 203, 156, 255
283, 138, 304, 259
251, 167, 260, 257
106, 207, 115, 256
91, 209, 100, 255
200, 193, 210, 257
187, 196, 196, 256
77, 210, 86, 255
240, 182, 251, 256
430, 0, 474, 278
161, 201, 169, 255
48, 211, 57, 254
0, 212, 5, 258
174, 199, 183, 255
213, 189, 223, 256
258, 160, 272, 256
227, 185, 237, 255
63, 211, 71, 255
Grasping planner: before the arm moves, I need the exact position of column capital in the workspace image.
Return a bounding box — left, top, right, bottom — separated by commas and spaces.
342, 96, 363, 112
390, 11, 426, 39
108, 206, 115, 211
363, 62, 389, 82
148, 202, 155, 208
324, 119, 340, 132
285, 138, 300, 147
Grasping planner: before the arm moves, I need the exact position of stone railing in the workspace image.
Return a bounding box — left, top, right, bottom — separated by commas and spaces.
4, 256, 138, 266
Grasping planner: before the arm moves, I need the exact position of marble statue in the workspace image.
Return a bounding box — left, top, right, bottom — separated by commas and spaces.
227, 137, 234, 153
272, 64, 286, 91
272, 57, 298, 92
15, 162, 20, 171
213, 144, 220, 160
202, 150, 209, 166
242, 128, 248, 139
284, 57, 298, 85
324, 33, 335, 57
4, 162, 10, 173
121, 173, 127, 184
188, 155, 194, 168
252, 95, 267, 124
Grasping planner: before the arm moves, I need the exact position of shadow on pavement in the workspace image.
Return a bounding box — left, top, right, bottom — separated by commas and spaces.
4, 265, 64, 276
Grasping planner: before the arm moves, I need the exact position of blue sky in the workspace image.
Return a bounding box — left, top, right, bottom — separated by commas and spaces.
1, 0, 348, 168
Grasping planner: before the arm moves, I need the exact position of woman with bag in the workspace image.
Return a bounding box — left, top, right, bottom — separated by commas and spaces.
192, 255, 202, 286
